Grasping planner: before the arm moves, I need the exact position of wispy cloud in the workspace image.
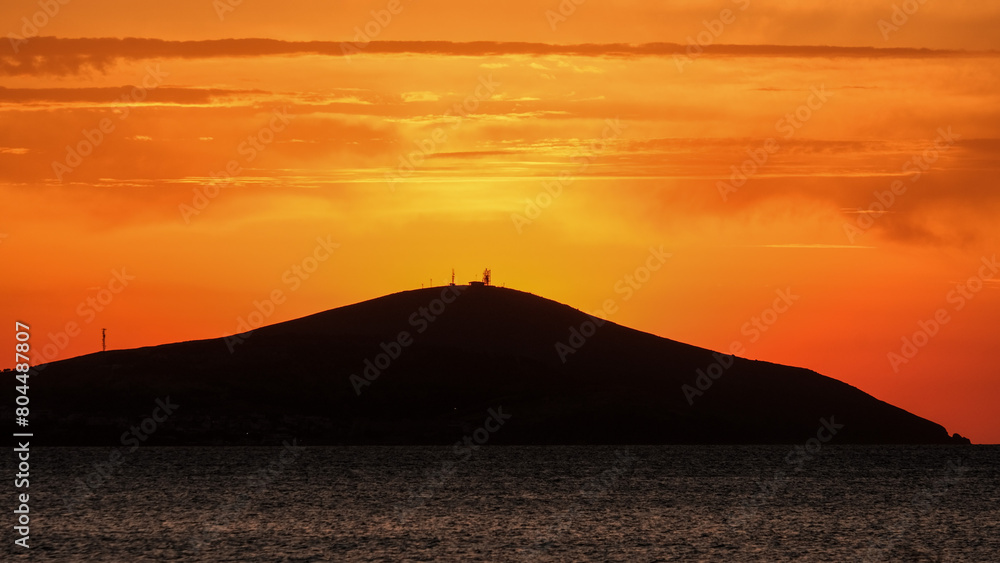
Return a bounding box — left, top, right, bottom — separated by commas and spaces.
745, 244, 877, 249
0, 86, 264, 105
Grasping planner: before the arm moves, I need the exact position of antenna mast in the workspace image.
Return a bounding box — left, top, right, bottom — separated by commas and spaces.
102, 328, 107, 352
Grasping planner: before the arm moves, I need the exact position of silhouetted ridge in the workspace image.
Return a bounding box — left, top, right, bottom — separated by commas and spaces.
1, 285, 969, 445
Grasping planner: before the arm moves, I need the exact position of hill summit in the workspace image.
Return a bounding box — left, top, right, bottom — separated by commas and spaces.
7, 284, 971, 445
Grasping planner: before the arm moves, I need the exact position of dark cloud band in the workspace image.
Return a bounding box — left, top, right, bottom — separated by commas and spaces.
3, 37, 992, 76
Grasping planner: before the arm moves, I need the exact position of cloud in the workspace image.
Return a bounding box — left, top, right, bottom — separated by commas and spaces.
745, 244, 876, 249
4, 37, 994, 76
401, 91, 441, 102
0, 86, 263, 105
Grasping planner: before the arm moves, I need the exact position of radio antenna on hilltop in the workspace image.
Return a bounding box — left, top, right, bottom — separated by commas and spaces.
450, 268, 456, 286
482, 268, 491, 286
102, 328, 107, 352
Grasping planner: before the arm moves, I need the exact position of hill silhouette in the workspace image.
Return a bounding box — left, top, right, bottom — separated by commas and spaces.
5, 285, 971, 445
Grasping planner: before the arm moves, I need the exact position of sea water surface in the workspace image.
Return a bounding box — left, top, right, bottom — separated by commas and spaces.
4, 445, 998, 561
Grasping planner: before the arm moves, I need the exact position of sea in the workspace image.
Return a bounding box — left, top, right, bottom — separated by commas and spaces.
4, 445, 998, 561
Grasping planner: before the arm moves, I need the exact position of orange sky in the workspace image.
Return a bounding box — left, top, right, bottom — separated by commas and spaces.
2, 0, 999, 442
